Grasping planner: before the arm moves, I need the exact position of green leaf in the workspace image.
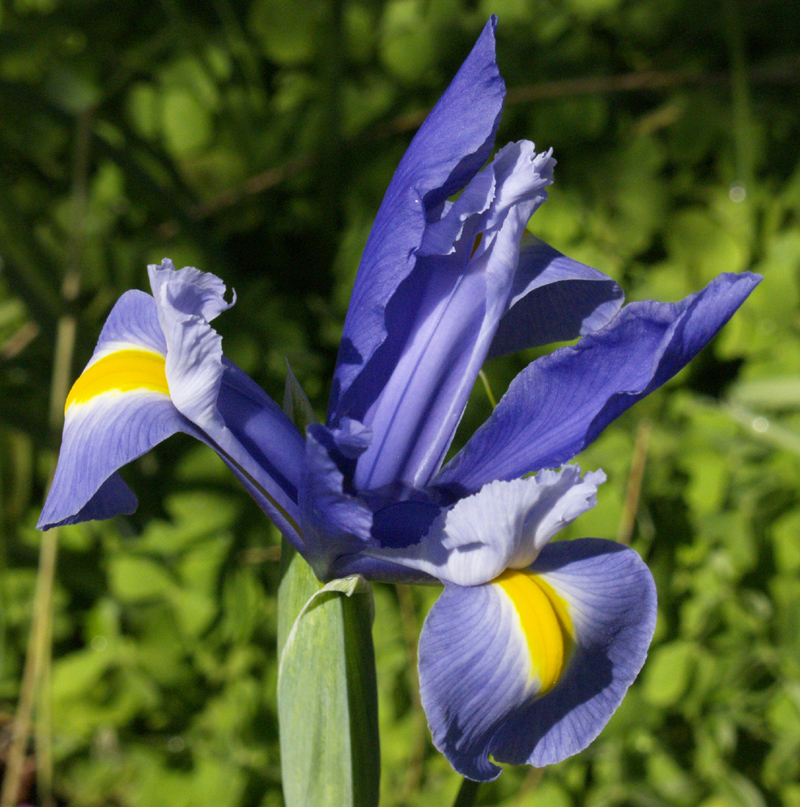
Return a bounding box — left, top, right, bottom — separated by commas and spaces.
282, 361, 318, 434
277, 546, 380, 807
248, 0, 325, 64
108, 555, 175, 601
641, 640, 697, 707
161, 88, 213, 157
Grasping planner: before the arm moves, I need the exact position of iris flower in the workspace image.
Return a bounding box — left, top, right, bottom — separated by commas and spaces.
40, 17, 759, 781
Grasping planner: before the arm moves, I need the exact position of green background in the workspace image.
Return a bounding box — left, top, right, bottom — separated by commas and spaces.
1, 0, 799, 804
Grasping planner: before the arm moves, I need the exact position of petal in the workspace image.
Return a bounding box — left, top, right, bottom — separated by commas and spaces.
329, 17, 505, 416
92, 288, 167, 356
40, 290, 182, 528
38, 391, 185, 529
418, 581, 532, 781
147, 260, 304, 541
326, 552, 439, 585
364, 467, 603, 586
487, 237, 624, 358
148, 258, 233, 324
417, 539, 656, 780
438, 272, 761, 494
39, 281, 305, 546
210, 361, 305, 545
216, 361, 304, 502
327, 494, 444, 583
38, 289, 186, 529
490, 538, 657, 767
347, 142, 556, 492
148, 259, 234, 431
298, 423, 375, 579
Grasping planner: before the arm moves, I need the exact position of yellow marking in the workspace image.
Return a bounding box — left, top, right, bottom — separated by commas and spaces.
65, 349, 169, 411
495, 569, 574, 695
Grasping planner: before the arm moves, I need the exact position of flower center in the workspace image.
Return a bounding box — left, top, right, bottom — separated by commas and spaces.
65, 348, 169, 411
494, 569, 574, 695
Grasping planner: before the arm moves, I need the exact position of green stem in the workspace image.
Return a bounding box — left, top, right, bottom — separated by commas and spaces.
0, 108, 91, 807
0, 529, 58, 807
453, 777, 481, 807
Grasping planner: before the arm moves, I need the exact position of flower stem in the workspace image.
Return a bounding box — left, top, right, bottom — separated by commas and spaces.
617, 418, 653, 545
452, 778, 480, 807
0, 528, 58, 807
0, 108, 91, 807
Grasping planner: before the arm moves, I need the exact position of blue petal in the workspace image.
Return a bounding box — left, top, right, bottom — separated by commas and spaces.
438, 272, 761, 494
345, 142, 556, 492
149, 259, 234, 431
327, 496, 444, 582
365, 467, 604, 586
148, 258, 233, 323
148, 260, 305, 543
417, 539, 656, 780
216, 361, 304, 503
329, 17, 505, 417
38, 291, 187, 529
95, 289, 167, 355
299, 423, 375, 579
487, 237, 624, 358
38, 393, 184, 529
326, 552, 439, 585
491, 539, 657, 767
418, 581, 531, 781
210, 361, 305, 545
39, 269, 305, 546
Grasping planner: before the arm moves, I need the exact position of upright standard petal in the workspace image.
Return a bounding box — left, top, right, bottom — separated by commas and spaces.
417, 539, 656, 780
348, 142, 556, 492
438, 271, 761, 495
487, 237, 624, 358
367, 468, 603, 586
329, 16, 505, 416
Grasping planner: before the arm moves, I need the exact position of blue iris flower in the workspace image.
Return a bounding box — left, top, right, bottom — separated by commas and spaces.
39, 17, 759, 781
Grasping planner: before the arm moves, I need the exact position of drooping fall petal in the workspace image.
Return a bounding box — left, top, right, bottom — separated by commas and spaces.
418, 539, 656, 780
40, 263, 305, 547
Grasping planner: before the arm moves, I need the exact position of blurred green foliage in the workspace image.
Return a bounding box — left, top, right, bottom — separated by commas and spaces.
1, 0, 799, 804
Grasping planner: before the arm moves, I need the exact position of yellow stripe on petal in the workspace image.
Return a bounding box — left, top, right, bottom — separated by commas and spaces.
65, 349, 169, 412
494, 569, 574, 695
